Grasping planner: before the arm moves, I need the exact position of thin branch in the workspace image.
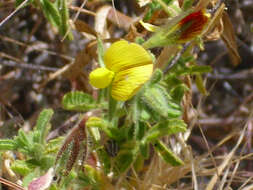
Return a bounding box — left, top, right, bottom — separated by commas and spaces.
0, 177, 24, 190
61, 0, 88, 41
0, 35, 74, 61
0, 0, 29, 28
164, 43, 190, 74
69, 5, 96, 16
0, 52, 57, 72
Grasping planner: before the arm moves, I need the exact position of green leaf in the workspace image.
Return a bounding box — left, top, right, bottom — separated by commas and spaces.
45, 136, 64, 154
56, 0, 73, 40
22, 169, 40, 187
40, 155, 55, 170
170, 84, 188, 103
141, 84, 182, 119
30, 143, 45, 160
140, 140, 149, 159
133, 154, 144, 172
11, 160, 33, 176
114, 141, 138, 173
153, 140, 184, 166
97, 38, 105, 67
40, 0, 61, 27
135, 121, 147, 140
86, 117, 123, 141
62, 91, 96, 111
173, 65, 212, 76
80, 165, 104, 190
144, 119, 187, 142
15, 130, 32, 150
189, 65, 212, 74
182, 0, 193, 10
34, 109, 53, 144
195, 74, 208, 95
96, 147, 111, 174
60, 170, 77, 189
149, 69, 163, 85
0, 139, 16, 150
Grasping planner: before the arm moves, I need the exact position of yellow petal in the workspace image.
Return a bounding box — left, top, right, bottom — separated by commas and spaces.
104, 40, 153, 72
89, 67, 115, 88
111, 64, 153, 101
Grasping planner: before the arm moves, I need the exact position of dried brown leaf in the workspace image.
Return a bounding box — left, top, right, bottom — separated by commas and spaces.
156, 46, 180, 69
74, 19, 97, 37
107, 7, 134, 31
221, 12, 241, 66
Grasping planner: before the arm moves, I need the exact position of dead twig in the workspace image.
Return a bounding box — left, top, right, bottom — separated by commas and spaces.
0, 52, 57, 72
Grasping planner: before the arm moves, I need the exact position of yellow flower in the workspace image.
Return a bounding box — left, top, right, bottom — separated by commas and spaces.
89, 40, 153, 101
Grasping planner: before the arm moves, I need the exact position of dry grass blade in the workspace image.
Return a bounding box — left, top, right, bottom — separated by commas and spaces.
205, 119, 249, 190
0, 0, 29, 28
69, 5, 96, 16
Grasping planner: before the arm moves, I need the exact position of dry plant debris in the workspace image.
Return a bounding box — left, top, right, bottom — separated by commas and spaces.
0, 0, 252, 189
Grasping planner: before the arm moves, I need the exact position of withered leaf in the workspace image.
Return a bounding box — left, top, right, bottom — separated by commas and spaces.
74, 19, 97, 37
221, 12, 241, 66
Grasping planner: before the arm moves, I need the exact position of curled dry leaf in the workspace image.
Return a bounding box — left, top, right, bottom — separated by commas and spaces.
95, 6, 112, 38
95, 5, 134, 37
221, 12, 241, 66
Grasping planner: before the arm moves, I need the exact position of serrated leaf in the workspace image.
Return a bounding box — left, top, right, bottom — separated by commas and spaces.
31, 143, 45, 160
153, 140, 184, 166
141, 84, 182, 119
86, 117, 122, 141
34, 109, 53, 144
45, 136, 64, 154
145, 119, 187, 142
0, 139, 16, 150
11, 160, 33, 176
149, 69, 163, 85
114, 141, 138, 173
170, 84, 188, 103
62, 91, 96, 111
141, 85, 171, 118
167, 100, 182, 118
16, 130, 32, 149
